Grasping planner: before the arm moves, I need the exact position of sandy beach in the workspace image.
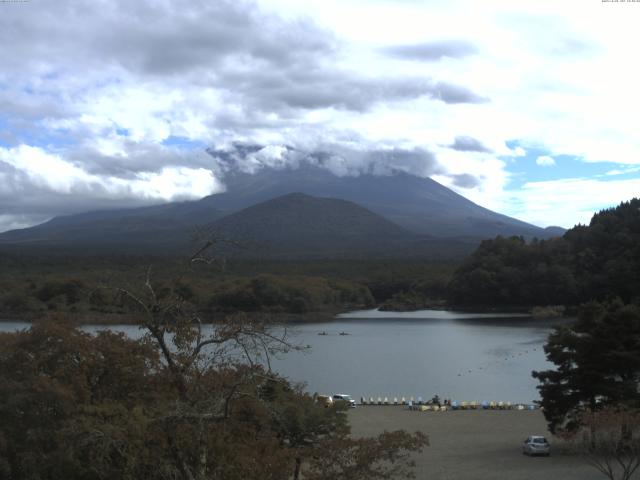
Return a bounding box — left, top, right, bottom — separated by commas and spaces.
348, 406, 603, 480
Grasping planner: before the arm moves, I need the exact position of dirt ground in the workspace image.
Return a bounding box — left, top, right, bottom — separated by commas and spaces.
348, 406, 604, 480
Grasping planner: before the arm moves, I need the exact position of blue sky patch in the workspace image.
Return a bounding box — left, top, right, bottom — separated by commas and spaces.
502, 141, 626, 189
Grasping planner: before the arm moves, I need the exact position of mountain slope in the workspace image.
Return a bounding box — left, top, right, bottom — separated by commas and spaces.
0, 165, 557, 256
204, 193, 479, 258
0, 201, 225, 252
206, 192, 423, 257
201, 165, 551, 239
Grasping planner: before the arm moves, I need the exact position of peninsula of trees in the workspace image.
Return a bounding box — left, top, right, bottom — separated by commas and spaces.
448, 198, 640, 309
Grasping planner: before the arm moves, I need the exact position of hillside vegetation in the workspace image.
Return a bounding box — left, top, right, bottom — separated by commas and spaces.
0, 253, 458, 321
448, 198, 640, 308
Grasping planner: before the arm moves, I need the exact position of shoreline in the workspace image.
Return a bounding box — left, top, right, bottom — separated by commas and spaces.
0, 304, 571, 325
0, 309, 344, 326
379, 303, 571, 319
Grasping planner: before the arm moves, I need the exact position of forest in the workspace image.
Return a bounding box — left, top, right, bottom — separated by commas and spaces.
1, 199, 639, 322
0, 253, 454, 323
448, 198, 640, 308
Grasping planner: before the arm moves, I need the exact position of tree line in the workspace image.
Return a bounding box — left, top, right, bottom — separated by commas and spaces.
448, 198, 640, 308
0, 254, 456, 321
523, 200, 640, 479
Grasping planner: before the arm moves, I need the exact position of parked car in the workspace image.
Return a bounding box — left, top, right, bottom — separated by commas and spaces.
332, 394, 356, 408
315, 394, 334, 407
522, 436, 550, 456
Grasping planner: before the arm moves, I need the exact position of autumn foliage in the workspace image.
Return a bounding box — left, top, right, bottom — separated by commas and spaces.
0, 314, 426, 480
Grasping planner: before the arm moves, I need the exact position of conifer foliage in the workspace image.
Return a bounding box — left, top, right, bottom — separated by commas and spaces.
449, 198, 640, 307
533, 301, 640, 433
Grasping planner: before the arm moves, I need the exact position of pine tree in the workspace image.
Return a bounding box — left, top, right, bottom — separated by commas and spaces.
533, 301, 640, 433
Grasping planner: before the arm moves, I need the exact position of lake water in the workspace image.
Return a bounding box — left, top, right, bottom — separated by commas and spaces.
0, 309, 567, 403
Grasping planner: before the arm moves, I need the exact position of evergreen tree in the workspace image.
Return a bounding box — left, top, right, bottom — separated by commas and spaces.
533, 301, 640, 433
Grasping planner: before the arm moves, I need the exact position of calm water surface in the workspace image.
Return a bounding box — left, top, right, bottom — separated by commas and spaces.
1, 309, 568, 403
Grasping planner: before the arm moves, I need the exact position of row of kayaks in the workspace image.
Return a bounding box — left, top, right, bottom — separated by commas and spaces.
359, 397, 539, 410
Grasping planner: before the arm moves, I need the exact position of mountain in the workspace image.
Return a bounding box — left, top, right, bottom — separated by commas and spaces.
0, 165, 558, 257
205, 193, 422, 258
200, 165, 552, 239
0, 192, 475, 258
0, 201, 225, 253
543, 226, 567, 237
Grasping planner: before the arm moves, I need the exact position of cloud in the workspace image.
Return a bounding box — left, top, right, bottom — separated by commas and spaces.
551, 37, 597, 56
498, 177, 640, 229
0, 145, 223, 221
0, 0, 334, 77
450, 173, 481, 188
0, 214, 52, 233
316, 146, 441, 177
210, 144, 300, 174
0, 0, 485, 148
208, 143, 441, 178
536, 155, 556, 167
605, 166, 640, 177
382, 39, 478, 61
0, 137, 450, 233
431, 82, 488, 104
1, 0, 638, 233
449, 136, 492, 153
67, 142, 216, 178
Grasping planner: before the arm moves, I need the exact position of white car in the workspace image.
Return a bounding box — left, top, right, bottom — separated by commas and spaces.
332, 394, 357, 408
522, 436, 550, 456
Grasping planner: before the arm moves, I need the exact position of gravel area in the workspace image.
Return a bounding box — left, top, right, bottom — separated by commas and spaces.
348, 406, 604, 480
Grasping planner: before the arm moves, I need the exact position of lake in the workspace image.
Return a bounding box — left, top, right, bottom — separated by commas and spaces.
0, 309, 567, 403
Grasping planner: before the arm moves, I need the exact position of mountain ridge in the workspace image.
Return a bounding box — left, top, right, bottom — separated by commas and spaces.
199, 165, 554, 238
0, 166, 563, 257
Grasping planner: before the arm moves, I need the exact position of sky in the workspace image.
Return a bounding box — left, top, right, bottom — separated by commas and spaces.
1, 0, 639, 232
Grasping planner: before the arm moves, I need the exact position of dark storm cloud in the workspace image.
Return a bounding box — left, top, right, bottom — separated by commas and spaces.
382, 40, 478, 61
449, 136, 492, 153
450, 173, 481, 188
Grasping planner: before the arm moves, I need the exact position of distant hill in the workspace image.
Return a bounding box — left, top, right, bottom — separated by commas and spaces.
0, 164, 559, 257
544, 226, 567, 237
205, 192, 473, 258
0, 201, 225, 253
204, 165, 554, 239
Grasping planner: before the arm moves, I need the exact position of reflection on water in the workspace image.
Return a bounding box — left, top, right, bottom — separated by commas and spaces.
0, 309, 571, 403
337, 308, 531, 320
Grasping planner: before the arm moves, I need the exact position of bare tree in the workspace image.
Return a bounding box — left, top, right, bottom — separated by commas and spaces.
107, 238, 425, 480
115, 239, 297, 480
562, 408, 640, 480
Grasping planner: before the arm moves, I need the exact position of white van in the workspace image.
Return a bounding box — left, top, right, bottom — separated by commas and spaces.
332, 394, 356, 408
